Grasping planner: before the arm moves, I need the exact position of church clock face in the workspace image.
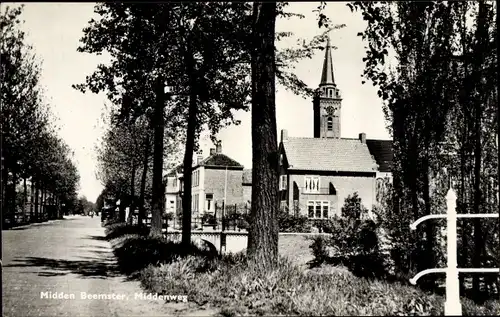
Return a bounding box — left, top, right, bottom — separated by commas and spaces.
325, 105, 336, 116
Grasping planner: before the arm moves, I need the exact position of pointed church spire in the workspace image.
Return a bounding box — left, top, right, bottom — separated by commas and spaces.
320, 34, 335, 86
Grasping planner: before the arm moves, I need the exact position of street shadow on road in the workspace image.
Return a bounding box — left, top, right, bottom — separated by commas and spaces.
4, 256, 121, 279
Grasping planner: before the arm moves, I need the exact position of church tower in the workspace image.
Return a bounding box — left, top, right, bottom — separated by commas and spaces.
313, 35, 342, 138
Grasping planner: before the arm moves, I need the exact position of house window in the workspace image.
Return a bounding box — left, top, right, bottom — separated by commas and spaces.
192, 170, 200, 187
206, 193, 213, 212
327, 117, 333, 131
279, 175, 288, 190
196, 170, 200, 187
304, 176, 320, 193
307, 200, 330, 219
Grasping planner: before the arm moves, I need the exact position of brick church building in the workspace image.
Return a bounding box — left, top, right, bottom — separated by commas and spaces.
278, 36, 393, 219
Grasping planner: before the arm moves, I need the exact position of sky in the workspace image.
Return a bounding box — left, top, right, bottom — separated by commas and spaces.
13, 2, 390, 203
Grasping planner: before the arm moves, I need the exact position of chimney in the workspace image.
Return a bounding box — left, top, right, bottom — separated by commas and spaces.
197, 154, 204, 164
210, 148, 216, 156
216, 141, 222, 154
359, 133, 366, 144
281, 129, 288, 142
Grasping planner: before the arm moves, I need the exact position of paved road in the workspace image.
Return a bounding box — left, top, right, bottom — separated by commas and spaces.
2, 215, 205, 317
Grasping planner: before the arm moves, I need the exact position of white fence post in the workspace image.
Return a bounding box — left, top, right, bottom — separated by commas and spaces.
445, 187, 462, 316
410, 184, 499, 316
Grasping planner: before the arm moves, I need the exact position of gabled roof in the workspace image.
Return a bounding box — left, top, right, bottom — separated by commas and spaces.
281, 137, 378, 173
242, 169, 252, 184
366, 139, 393, 173
197, 153, 243, 169
165, 164, 184, 178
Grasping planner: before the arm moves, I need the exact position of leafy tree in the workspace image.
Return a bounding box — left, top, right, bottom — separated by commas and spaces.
1, 5, 79, 226
347, 0, 498, 297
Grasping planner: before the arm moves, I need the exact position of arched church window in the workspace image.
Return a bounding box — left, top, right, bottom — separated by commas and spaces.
327, 117, 333, 131
328, 89, 332, 98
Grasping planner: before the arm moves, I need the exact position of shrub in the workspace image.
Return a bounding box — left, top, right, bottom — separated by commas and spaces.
278, 208, 312, 233
113, 235, 214, 274
201, 213, 216, 225
309, 235, 334, 266
104, 222, 150, 240
311, 193, 389, 279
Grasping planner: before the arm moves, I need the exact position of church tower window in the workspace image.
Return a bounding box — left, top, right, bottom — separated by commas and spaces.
327, 117, 333, 131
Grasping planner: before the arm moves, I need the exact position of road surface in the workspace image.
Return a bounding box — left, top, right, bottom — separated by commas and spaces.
2, 215, 213, 317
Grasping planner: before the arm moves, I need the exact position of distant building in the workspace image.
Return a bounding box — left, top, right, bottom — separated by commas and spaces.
164, 141, 245, 218
164, 164, 184, 216
278, 35, 393, 219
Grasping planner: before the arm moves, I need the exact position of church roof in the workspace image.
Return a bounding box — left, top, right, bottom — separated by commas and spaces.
320, 35, 335, 86
282, 137, 378, 173
366, 139, 393, 173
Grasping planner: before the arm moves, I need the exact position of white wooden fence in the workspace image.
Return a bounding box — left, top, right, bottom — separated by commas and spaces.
409, 186, 499, 316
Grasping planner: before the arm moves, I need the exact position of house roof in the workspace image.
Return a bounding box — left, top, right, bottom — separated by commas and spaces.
281, 137, 378, 173
242, 169, 252, 184
197, 153, 244, 169
366, 139, 393, 173
165, 164, 184, 177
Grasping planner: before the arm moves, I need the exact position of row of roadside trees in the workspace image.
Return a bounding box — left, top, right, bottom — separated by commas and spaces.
76, 2, 337, 269
1, 5, 80, 227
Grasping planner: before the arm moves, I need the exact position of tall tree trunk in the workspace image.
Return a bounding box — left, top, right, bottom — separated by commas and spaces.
472, 0, 488, 300
41, 188, 45, 221
34, 183, 39, 222
1, 156, 6, 222
495, 1, 500, 297
181, 37, 198, 248
138, 135, 151, 227
128, 164, 137, 225
459, 4, 470, 293
247, 1, 279, 270
150, 75, 166, 237
23, 177, 27, 222
422, 153, 436, 291
459, 141, 469, 294
30, 178, 34, 222
9, 167, 17, 226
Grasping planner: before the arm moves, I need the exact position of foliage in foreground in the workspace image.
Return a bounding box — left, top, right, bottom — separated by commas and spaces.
108, 231, 216, 275
139, 253, 499, 316
106, 228, 499, 316
104, 222, 150, 241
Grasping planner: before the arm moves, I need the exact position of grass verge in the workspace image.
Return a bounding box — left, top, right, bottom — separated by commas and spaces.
106, 224, 499, 316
